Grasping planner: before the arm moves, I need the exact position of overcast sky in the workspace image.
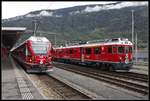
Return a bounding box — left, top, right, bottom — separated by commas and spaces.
2, 1, 116, 19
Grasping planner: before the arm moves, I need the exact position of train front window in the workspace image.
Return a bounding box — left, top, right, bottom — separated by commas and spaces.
32, 43, 49, 55
125, 46, 129, 53
129, 47, 132, 53
118, 46, 124, 54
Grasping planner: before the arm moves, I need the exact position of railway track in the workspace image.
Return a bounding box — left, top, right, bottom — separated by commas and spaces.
88, 68, 148, 83
12, 56, 91, 99
29, 74, 91, 100
53, 62, 149, 95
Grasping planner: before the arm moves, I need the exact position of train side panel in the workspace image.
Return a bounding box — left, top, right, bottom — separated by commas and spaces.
53, 38, 133, 71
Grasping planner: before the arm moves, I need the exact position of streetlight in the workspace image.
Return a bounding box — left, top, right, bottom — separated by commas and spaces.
33, 20, 37, 36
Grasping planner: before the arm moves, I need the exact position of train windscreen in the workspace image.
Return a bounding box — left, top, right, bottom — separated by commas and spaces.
32, 42, 49, 55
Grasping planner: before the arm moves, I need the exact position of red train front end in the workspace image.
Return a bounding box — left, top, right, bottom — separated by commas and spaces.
11, 36, 53, 73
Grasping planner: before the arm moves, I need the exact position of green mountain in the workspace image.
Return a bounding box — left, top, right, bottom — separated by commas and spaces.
2, 2, 148, 48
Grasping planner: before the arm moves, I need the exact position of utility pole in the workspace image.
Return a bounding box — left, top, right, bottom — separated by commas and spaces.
54, 34, 56, 46
135, 33, 138, 64
131, 10, 135, 61
33, 20, 37, 36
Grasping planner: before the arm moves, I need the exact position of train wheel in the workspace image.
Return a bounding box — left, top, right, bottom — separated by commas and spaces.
109, 65, 115, 72
98, 63, 102, 70
101, 63, 106, 71
124, 69, 129, 72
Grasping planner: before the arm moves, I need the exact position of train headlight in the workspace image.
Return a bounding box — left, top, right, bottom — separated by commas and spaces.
40, 60, 43, 64
119, 57, 122, 60
49, 61, 52, 64
29, 59, 32, 62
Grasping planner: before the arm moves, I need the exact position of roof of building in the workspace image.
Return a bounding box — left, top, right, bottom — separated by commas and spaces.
2, 27, 26, 31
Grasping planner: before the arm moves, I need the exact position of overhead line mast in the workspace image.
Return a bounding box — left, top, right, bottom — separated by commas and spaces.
33, 20, 37, 36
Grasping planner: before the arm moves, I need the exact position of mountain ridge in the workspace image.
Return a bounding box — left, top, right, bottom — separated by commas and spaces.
2, 2, 148, 48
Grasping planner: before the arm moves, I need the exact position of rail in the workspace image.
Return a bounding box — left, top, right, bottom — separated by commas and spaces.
53, 62, 148, 95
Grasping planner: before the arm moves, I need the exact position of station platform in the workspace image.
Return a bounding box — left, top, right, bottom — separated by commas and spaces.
2, 55, 45, 100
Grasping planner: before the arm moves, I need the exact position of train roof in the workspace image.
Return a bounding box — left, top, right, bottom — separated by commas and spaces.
54, 38, 133, 49
2, 27, 26, 31
10, 36, 50, 52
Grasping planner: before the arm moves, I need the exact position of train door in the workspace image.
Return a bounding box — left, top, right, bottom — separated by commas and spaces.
125, 46, 129, 64
73, 48, 76, 59
70, 48, 73, 59
76, 48, 80, 59
93, 47, 101, 61
112, 46, 118, 62
80, 47, 84, 62
73, 48, 79, 60
108, 45, 113, 61
128, 46, 133, 61
100, 46, 105, 61
85, 47, 92, 60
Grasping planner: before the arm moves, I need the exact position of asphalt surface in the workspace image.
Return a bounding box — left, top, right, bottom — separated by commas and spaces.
2, 57, 22, 99
2, 56, 45, 100
130, 65, 148, 75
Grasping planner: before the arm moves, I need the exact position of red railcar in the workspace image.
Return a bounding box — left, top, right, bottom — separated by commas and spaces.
10, 36, 53, 73
53, 38, 133, 71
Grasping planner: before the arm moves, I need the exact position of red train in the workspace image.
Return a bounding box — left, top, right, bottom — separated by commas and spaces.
53, 38, 133, 71
10, 36, 53, 73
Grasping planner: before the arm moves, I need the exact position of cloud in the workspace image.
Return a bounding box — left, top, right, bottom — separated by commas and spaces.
83, 1, 148, 13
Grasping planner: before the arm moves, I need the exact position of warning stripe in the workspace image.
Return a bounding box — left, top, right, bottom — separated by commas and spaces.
10, 57, 34, 99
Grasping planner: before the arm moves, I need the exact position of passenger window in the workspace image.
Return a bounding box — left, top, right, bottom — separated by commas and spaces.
61, 50, 64, 54
70, 49, 73, 54
86, 48, 91, 54
118, 46, 124, 53
68, 49, 70, 54
94, 47, 100, 54
113, 46, 117, 54
108, 46, 112, 53
74, 49, 77, 54
63, 50, 65, 53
